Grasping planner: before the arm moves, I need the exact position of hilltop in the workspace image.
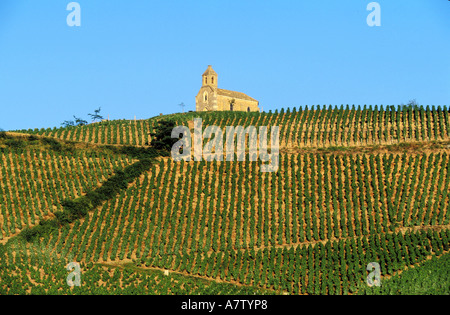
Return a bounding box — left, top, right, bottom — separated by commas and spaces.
0, 105, 449, 295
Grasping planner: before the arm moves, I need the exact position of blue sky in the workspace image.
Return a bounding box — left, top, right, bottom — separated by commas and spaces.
0, 0, 449, 131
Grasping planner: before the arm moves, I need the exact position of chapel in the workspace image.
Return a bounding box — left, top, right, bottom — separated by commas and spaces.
195, 65, 260, 112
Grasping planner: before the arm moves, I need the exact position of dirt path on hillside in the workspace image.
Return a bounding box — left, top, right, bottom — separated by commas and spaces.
97, 259, 282, 294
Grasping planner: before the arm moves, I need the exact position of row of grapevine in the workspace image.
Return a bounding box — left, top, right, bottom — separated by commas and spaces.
0, 239, 266, 295
0, 147, 134, 240
37, 151, 450, 269
20, 222, 449, 294
144, 228, 450, 295
16, 105, 450, 148
18, 119, 157, 147
360, 252, 450, 295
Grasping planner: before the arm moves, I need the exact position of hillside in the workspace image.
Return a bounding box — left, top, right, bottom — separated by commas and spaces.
1, 105, 449, 295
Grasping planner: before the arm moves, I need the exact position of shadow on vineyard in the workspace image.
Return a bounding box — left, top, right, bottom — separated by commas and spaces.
13, 136, 169, 243
1, 106, 450, 295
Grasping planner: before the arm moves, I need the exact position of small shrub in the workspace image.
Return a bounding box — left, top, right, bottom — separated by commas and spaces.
5, 139, 25, 148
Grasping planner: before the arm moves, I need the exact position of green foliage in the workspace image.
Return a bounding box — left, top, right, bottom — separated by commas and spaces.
5, 138, 25, 148
359, 253, 450, 295
61, 120, 75, 128
88, 107, 104, 122
62, 198, 91, 219
28, 135, 39, 141
148, 120, 178, 151
0, 131, 8, 139
105, 145, 166, 159
3, 107, 450, 295
18, 154, 157, 243
61, 107, 103, 127
74, 116, 88, 126
20, 220, 60, 242
41, 137, 64, 152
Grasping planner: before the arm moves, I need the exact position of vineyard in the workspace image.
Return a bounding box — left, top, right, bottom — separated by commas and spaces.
0, 106, 449, 295
17, 105, 450, 148
0, 134, 134, 242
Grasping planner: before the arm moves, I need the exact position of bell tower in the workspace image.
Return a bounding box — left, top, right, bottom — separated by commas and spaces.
196, 65, 219, 111
202, 65, 218, 88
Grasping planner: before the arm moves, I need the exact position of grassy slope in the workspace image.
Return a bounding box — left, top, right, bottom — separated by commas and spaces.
1, 108, 450, 294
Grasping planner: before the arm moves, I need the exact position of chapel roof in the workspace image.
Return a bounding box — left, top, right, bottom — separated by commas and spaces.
217, 88, 258, 102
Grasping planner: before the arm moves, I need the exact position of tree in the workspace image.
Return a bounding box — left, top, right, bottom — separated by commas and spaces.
147, 120, 179, 151
61, 116, 88, 127
73, 116, 88, 126
400, 99, 419, 111
61, 120, 75, 128
88, 107, 104, 122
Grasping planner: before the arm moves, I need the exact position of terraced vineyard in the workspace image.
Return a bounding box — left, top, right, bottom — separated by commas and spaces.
1, 106, 449, 295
